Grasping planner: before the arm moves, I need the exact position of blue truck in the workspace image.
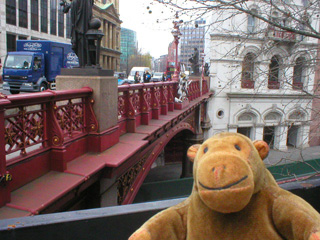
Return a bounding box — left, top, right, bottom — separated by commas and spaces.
2, 40, 79, 94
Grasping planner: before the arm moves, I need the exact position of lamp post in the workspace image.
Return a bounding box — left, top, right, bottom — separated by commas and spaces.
171, 13, 183, 81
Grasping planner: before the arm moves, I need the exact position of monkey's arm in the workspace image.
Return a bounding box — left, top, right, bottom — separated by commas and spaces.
129, 200, 189, 240
272, 190, 320, 240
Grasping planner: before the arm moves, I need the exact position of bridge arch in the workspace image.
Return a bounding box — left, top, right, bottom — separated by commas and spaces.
121, 121, 196, 205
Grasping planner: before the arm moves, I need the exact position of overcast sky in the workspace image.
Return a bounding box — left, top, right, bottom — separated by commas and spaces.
119, 0, 176, 59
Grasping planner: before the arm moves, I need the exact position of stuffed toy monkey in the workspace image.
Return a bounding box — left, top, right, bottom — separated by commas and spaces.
129, 132, 320, 240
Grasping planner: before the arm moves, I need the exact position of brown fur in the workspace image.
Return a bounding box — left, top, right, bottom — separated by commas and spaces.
129, 132, 320, 240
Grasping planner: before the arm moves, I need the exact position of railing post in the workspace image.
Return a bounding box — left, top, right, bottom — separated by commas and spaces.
47, 99, 66, 171
152, 85, 160, 120
160, 85, 168, 115
56, 71, 119, 152
140, 88, 151, 125
126, 90, 136, 133
167, 84, 175, 112
0, 96, 12, 207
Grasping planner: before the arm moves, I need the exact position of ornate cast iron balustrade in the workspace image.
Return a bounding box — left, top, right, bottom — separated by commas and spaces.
117, 80, 207, 135
118, 82, 179, 135
0, 88, 97, 166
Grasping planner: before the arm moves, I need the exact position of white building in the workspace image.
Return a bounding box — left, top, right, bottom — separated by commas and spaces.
205, 0, 320, 150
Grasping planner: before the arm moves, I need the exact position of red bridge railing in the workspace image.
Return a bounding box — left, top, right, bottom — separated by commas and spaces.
1, 79, 209, 166
0, 88, 97, 168
0, 77, 210, 207
118, 82, 178, 134
117, 79, 208, 135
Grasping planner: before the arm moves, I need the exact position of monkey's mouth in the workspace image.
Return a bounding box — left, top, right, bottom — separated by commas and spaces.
199, 175, 248, 191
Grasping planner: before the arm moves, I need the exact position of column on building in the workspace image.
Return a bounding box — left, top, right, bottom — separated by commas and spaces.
299, 124, 310, 148
256, 61, 269, 90
254, 124, 264, 141
112, 24, 116, 50
101, 19, 105, 48
277, 124, 288, 151
104, 20, 108, 48
109, 22, 112, 49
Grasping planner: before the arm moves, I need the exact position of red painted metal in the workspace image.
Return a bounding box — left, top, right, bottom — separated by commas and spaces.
122, 121, 195, 205
202, 78, 209, 95
0, 79, 213, 215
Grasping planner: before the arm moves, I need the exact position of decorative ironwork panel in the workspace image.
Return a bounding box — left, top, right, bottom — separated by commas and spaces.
153, 86, 161, 108
202, 79, 208, 94
130, 90, 141, 115
5, 105, 45, 156
161, 86, 168, 105
144, 89, 152, 111
55, 99, 85, 138
118, 92, 126, 120
117, 154, 148, 205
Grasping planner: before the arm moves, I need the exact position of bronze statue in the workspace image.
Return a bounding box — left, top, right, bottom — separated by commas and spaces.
60, 0, 94, 67
189, 47, 200, 75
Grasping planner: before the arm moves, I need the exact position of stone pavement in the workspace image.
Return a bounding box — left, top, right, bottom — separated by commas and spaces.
145, 145, 320, 183
265, 145, 320, 167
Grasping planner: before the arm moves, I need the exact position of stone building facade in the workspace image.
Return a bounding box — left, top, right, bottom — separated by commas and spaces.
205, 0, 320, 150
0, 0, 121, 72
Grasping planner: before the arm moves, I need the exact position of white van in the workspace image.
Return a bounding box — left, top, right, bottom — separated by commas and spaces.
128, 67, 151, 83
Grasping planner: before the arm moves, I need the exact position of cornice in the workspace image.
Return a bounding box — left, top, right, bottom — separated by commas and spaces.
227, 92, 313, 99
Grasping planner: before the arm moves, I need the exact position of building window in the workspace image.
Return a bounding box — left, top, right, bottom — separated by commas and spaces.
293, 57, 306, 89
7, 34, 16, 52
66, 11, 71, 38
268, 55, 281, 89
237, 127, 252, 139
6, 0, 16, 25
247, 9, 257, 33
19, 0, 28, 28
50, 0, 57, 35
58, 3, 64, 37
241, 53, 255, 89
41, 0, 48, 33
31, 0, 39, 31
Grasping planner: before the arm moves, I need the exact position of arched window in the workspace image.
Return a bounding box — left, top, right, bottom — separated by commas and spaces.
241, 53, 256, 89
238, 112, 256, 123
268, 55, 281, 89
293, 56, 306, 89
264, 112, 282, 123
247, 9, 258, 33
288, 111, 305, 121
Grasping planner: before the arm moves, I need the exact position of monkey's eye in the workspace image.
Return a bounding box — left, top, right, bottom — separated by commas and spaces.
203, 147, 208, 153
235, 144, 241, 151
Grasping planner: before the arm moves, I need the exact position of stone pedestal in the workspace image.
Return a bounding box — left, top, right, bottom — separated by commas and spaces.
174, 99, 190, 110
56, 70, 119, 152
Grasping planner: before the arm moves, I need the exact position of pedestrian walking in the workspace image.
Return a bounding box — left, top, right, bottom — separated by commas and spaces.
134, 71, 141, 83
143, 71, 147, 83
145, 71, 151, 83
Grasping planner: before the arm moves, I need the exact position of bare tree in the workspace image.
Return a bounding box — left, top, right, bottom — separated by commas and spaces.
149, 0, 320, 177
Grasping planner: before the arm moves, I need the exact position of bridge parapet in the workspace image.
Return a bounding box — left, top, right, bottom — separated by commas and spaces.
117, 79, 209, 135
118, 82, 177, 134
0, 88, 97, 206
0, 76, 212, 216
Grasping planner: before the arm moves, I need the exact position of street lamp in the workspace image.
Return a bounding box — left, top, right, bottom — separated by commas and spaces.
171, 13, 183, 81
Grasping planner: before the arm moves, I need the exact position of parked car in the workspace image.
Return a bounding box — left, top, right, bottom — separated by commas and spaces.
151, 72, 164, 82
114, 72, 134, 85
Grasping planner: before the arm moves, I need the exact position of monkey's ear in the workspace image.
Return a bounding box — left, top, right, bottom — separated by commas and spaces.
187, 144, 201, 162
253, 140, 269, 160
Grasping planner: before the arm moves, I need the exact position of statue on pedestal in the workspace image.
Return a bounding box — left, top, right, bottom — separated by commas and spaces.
175, 73, 192, 103
189, 48, 200, 75
60, 0, 103, 68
